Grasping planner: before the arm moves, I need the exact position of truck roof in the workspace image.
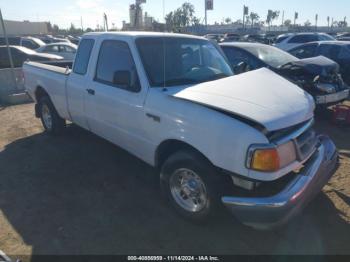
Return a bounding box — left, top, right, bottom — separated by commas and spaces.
83, 31, 205, 40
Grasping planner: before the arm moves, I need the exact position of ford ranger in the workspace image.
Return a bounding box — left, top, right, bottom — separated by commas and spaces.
23, 32, 338, 229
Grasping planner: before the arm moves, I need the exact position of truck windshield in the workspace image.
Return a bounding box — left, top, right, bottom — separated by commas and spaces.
136, 37, 233, 87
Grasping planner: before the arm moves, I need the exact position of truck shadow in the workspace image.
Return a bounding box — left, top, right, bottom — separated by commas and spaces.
0, 125, 349, 260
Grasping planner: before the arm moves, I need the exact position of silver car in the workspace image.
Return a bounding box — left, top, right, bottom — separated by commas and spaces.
36, 43, 77, 60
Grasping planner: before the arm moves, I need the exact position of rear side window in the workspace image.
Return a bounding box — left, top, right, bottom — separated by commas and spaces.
45, 45, 59, 52
95, 40, 140, 92
289, 44, 317, 59
275, 36, 289, 44
289, 35, 318, 43
319, 44, 342, 60
73, 39, 95, 75
222, 47, 262, 69
22, 39, 38, 50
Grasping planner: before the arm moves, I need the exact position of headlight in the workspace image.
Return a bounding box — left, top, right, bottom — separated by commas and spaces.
247, 141, 297, 172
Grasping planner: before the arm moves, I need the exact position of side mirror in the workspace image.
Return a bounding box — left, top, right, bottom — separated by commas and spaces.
113, 70, 140, 92
113, 70, 131, 87
234, 61, 249, 74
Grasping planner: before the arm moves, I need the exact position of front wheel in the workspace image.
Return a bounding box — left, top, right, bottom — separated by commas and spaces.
38, 96, 66, 135
160, 150, 224, 222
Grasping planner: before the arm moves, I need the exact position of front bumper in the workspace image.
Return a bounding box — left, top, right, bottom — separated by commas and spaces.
222, 135, 338, 230
315, 89, 349, 105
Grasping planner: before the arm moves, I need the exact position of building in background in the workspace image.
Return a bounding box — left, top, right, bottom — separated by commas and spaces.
0, 20, 49, 36
129, 4, 143, 28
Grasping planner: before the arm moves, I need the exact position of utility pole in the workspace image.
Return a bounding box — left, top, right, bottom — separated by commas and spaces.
81, 16, 84, 32
294, 12, 298, 28
0, 8, 17, 91
331, 17, 334, 31
281, 10, 285, 26
104, 13, 108, 31
327, 16, 330, 28
315, 14, 318, 31
243, 5, 248, 30
205, 0, 207, 26
205, 0, 213, 27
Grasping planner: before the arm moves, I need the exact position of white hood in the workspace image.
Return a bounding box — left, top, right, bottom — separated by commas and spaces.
171, 68, 315, 131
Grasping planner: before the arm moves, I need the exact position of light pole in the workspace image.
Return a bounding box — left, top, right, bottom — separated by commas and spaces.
0, 9, 17, 92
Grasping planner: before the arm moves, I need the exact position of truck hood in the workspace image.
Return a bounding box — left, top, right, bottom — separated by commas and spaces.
170, 68, 315, 132
279, 56, 339, 77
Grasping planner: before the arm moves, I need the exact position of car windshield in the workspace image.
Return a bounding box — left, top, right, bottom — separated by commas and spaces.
136, 37, 233, 87
243, 45, 299, 68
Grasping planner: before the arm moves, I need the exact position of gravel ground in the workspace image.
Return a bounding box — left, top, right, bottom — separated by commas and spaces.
0, 103, 349, 261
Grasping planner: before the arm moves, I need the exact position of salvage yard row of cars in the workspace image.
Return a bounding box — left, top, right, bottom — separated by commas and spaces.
22, 32, 343, 230
0, 36, 78, 68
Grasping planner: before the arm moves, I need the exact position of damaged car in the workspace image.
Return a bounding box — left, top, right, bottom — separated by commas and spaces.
220, 42, 349, 107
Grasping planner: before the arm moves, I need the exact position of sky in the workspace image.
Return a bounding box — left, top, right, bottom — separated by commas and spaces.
1, 0, 349, 29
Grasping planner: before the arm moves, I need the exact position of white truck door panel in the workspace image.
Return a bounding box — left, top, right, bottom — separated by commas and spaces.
66, 73, 90, 129
66, 39, 95, 130
84, 39, 151, 157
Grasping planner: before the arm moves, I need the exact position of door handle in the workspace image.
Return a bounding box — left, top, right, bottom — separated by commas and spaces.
86, 89, 95, 95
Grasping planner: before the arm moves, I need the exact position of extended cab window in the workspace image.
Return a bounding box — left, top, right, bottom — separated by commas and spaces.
95, 40, 140, 92
73, 39, 94, 75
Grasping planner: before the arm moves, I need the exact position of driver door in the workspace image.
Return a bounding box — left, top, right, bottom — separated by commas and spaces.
84, 39, 148, 155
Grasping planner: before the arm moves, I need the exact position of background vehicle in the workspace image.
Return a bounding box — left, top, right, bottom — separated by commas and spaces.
0, 36, 45, 50
36, 43, 77, 60
289, 41, 350, 86
66, 35, 81, 45
220, 33, 241, 42
274, 33, 335, 51
204, 33, 224, 42
241, 34, 274, 44
336, 32, 350, 41
38, 35, 71, 44
0, 46, 63, 69
23, 32, 337, 230
221, 42, 349, 107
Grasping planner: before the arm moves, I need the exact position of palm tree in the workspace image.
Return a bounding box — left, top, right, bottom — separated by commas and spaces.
266, 10, 280, 29
250, 12, 260, 27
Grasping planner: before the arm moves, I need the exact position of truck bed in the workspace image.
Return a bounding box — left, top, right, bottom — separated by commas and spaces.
25, 61, 72, 75
23, 61, 72, 120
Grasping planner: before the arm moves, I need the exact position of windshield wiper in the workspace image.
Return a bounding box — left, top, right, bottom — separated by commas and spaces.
155, 78, 199, 87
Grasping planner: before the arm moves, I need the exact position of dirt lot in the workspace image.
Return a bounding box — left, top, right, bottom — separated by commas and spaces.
0, 103, 349, 260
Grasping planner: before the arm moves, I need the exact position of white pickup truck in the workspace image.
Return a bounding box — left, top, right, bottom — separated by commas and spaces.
24, 32, 338, 229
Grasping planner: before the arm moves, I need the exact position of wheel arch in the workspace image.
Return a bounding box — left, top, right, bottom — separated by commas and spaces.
34, 86, 50, 118
155, 139, 214, 170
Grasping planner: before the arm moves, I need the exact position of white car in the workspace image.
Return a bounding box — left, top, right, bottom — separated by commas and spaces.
23, 32, 338, 229
36, 43, 77, 60
274, 33, 335, 51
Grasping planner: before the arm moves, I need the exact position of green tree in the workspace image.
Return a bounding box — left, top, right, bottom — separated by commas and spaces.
304, 20, 312, 27
224, 17, 232, 24
266, 10, 280, 28
284, 19, 292, 27
249, 12, 260, 27
165, 2, 201, 31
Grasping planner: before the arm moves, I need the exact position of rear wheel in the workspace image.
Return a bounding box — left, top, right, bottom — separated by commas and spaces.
160, 150, 225, 222
39, 96, 66, 135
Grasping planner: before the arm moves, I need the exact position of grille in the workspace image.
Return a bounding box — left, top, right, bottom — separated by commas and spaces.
294, 128, 318, 161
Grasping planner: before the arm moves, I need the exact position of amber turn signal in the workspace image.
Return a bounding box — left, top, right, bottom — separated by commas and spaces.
251, 148, 280, 172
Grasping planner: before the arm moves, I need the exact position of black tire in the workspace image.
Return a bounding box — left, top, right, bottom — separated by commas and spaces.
160, 150, 225, 222
38, 96, 66, 135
